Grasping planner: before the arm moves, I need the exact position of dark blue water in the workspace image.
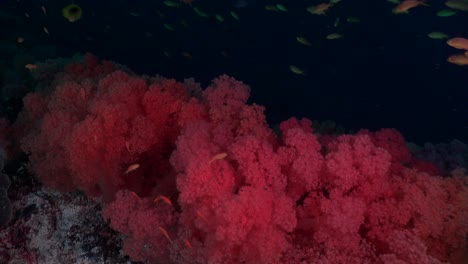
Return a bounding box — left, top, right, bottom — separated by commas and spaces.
2, 0, 468, 144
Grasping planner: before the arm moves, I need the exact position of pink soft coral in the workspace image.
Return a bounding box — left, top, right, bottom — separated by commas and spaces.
103, 190, 176, 263
14, 55, 468, 264
18, 55, 201, 201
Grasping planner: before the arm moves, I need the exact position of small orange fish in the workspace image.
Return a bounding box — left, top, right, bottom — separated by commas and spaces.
124, 163, 140, 174
17, 37, 24, 43
25, 64, 38, 70
184, 239, 193, 249
158, 226, 172, 242
130, 191, 140, 199
447, 53, 468, 66
393, 0, 428, 14
209, 152, 227, 164
154, 195, 173, 206
43, 27, 49, 35
41, 5, 47, 15
307, 3, 333, 15
447, 37, 468, 50
196, 210, 209, 223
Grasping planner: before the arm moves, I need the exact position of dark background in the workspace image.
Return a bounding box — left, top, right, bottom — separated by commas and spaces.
2, 0, 468, 144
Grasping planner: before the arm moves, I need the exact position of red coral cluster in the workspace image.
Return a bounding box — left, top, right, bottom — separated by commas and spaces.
14, 54, 468, 264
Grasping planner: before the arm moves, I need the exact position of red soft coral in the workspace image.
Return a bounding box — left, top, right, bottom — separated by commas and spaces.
170, 76, 298, 263
171, 121, 237, 207
18, 58, 199, 200
14, 55, 468, 264
324, 133, 393, 200
103, 190, 176, 263
366, 168, 468, 263
211, 187, 292, 263
277, 117, 323, 200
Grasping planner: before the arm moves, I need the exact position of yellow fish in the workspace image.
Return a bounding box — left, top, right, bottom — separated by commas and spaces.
326, 33, 343, 40
296, 37, 312, 46
289, 65, 306, 75
62, 3, 82, 22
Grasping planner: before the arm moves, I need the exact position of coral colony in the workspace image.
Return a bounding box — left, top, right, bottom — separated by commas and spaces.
0, 54, 467, 263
